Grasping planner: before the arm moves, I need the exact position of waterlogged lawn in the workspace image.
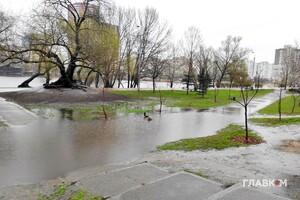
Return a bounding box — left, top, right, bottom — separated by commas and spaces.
26, 89, 273, 120
113, 89, 273, 109
26, 102, 154, 121
158, 124, 263, 151
251, 117, 300, 126
259, 95, 300, 115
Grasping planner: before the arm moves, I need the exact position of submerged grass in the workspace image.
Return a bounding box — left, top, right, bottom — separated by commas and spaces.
158, 124, 263, 151
251, 117, 300, 126
258, 95, 300, 115
26, 101, 154, 121
113, 89, 273, 109
0, 121, 7, 127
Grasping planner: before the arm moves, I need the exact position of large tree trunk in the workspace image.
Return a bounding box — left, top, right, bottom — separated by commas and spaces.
95, 72, 100, 88
47, 65, 74, 88
18, 72, 45, 88
45, 71, 50, 86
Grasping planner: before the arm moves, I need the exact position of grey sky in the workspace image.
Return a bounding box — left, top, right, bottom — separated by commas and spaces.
1, 0, 300, 63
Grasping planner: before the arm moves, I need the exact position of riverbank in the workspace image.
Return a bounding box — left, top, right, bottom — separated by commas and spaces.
0, 88, 273, 109
0, 88, 128, 104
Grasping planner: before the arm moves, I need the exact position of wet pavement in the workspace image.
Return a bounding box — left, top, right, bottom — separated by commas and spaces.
0, 163, 290, 200
0, 98, 37, 125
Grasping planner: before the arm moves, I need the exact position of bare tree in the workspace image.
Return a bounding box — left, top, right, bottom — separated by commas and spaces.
0, 9, 14, 62
146, 56, 167, 92
232, 68, 260, 143
214, 36, 249, 88
117, 7, 138, 88
182, 27, 201, 94
134, 7, 171, 91
165, 43, 182, 89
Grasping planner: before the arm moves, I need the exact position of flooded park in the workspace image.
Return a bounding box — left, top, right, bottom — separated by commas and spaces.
1, 0, 300, 198
0, 77, 299, 199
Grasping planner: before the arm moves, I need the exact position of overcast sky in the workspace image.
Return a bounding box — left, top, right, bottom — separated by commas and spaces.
1, 0, 300, 63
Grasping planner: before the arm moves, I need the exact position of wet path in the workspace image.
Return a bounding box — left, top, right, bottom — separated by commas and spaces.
0, 98, 37, 125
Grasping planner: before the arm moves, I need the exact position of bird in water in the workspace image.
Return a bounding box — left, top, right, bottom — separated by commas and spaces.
144, 112, 152, 121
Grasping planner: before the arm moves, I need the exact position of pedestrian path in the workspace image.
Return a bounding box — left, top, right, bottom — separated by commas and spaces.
75, 163, 290, 200
0, 97, 37, 126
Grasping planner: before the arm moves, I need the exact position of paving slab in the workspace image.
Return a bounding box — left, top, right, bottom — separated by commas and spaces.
77, 163, 169, 197
116, 172, 223, 200
207, 185, 291, 200
0, 98, 36, 125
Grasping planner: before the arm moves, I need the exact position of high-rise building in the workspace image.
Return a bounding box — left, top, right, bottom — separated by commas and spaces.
274, 45, 300, 65
256, 61, 273, 80
246, 60, 273, 80
272, 45, 300, 81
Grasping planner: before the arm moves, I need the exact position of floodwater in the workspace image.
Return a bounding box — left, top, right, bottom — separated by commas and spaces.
0, 77, 299, 199
0, 104, 244, 187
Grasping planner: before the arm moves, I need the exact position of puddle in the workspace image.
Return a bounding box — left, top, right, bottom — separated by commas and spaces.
279, 140, 300, 154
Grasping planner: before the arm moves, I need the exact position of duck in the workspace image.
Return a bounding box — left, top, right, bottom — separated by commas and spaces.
144, 112, 152, 121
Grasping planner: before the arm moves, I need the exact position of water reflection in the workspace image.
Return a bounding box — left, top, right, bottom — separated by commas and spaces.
0, 106, 242, 187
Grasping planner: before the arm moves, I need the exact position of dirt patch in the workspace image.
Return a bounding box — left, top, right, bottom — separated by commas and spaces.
0, 88, 128, 104
279, 140, 300, 153
232, 136, 264, 145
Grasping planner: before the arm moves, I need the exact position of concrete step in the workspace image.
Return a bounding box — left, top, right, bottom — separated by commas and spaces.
76, 163, 291, 200
77, 163, 169, 198
114, 172, 223, 200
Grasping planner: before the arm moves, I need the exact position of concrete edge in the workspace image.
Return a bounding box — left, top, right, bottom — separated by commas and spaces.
77, 162, 169, 183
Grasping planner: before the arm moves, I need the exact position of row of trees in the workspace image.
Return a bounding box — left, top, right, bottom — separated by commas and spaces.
0, 0, 254, 92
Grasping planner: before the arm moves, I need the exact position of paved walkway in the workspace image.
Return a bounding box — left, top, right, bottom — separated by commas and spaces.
82, 163, 291, 200
0, 97, 37, 126
0, 163, 290, 200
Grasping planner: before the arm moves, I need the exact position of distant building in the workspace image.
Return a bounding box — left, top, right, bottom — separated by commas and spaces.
246, 60, 272, 80
274, 45, 300, 65
68, 2, 100, 21
272, 45, 300, 81
256, 61, 273, 80
246, 59, 256, 79
0, 64, 25, 76
271, 64, 282, 81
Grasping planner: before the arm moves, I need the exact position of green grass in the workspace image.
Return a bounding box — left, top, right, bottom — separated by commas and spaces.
38, 183, 103, 200
0, 121, 7, 127
259, 95, 300, 115
184, 169, 209, 179
112, 89, 273, 109
158, 124, 263, 151
251, 117, 300, 126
